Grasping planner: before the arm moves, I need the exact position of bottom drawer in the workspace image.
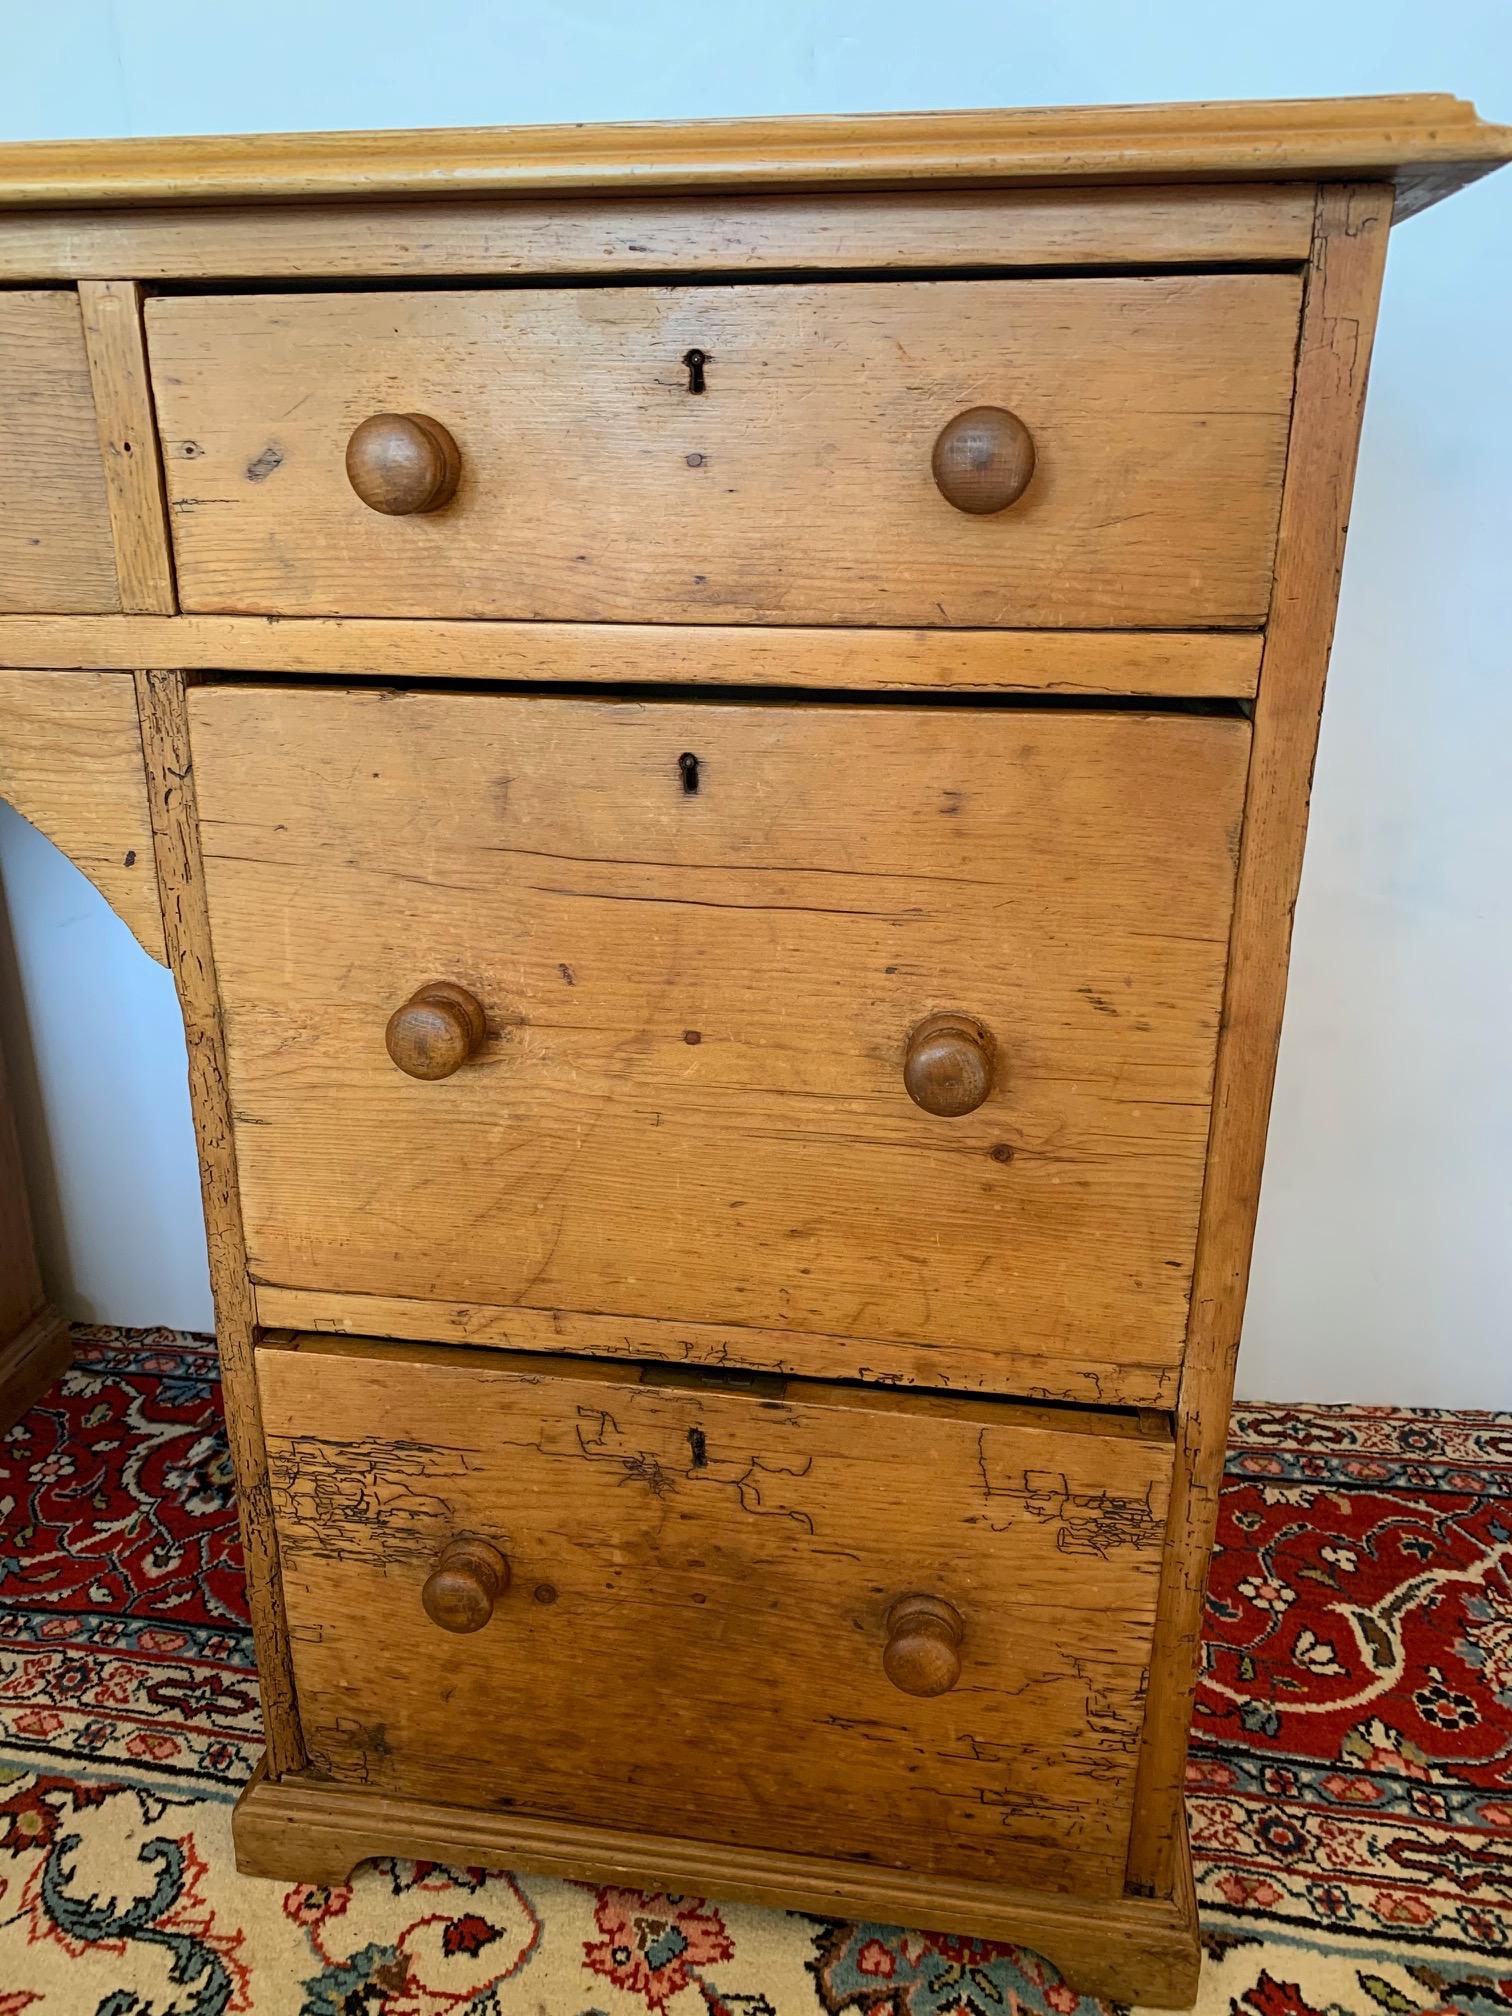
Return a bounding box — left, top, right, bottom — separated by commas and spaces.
259, 1336, 1173, 1897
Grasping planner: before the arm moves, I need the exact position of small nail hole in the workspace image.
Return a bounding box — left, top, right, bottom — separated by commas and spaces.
683, 348, 707, 394
678, 751, 700, 794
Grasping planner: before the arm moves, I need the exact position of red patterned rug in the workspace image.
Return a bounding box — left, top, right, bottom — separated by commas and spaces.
1, 1327, 1509, 2013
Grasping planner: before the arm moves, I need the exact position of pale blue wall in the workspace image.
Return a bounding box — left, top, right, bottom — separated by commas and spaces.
1, 2, 1508, 1400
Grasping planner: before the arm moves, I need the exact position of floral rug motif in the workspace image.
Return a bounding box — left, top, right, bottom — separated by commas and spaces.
1, 1327, 1510, 2013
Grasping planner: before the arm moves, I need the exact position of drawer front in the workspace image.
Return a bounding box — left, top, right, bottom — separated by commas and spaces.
191, 683, 1247, 1400
260, 1336, 1173, 1894
150, 274, 1299, 627
0, 292, 118, 612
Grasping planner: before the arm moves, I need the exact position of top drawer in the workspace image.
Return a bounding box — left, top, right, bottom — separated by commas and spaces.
0, 292, 118, 613
148, 275, 1300, 627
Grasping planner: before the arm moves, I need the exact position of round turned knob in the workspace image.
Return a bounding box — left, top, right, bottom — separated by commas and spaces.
932, 406, 1036, 515
422, 1537, 510, 1634
884, 1594, 964, 1698
345, 412, 462, 515
385, 981, 486, 1080
903, 1011, 995, 1117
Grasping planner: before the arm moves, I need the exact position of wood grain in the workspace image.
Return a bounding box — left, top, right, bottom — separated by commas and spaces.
149, 275, 1301, 627
259, 1333, 1173, 1896
77, 280, 176, 613
0, 92, 1504, 212
252, 1283, 1181, 1411
1126, 184, 1394, 1899
0, 183, 1315, 283
0, 666, 164, 961
0, 292, 117, 613
0, 616, 1265, 699
133, 668, 303, 1777
232, 1758, 1200, 2008
190, 685, 1248, 1398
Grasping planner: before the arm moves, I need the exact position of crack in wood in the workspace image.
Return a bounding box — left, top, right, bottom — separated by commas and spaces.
974, 1432, 1160, 1555
573, 1405, 817, 1530
268, 1434, 480, 1563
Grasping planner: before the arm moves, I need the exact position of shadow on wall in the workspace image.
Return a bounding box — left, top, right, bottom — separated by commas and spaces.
0, 804, 213, 1331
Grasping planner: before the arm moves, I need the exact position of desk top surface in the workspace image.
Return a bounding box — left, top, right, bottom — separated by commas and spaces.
0, 93, 1508, 217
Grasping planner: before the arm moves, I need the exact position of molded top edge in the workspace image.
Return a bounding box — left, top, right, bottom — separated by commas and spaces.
0, 93, 1507, 215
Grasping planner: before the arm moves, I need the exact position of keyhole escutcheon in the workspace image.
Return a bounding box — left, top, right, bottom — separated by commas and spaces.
683, 348, 708, 394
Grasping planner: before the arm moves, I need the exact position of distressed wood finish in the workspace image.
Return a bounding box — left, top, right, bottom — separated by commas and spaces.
77, 280, 176, 613
190, 686, 1247, 1396
252, 1284, 1180, 1411
1127, 184, 1396, 1896
0, 292, 118, 613
132, 668, 303, 1777
149, 275, 1301, 627
1, 94, 1505, 213
0, 183, 1314, 284
232, 1759, 1201, 2008
0, 617, 1265, 698
259, 1333, 1173, 1896
0, 667, 164, 961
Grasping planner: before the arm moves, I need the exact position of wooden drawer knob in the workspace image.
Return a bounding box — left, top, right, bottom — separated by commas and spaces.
385, 981, 486, 1080
346, 412, 462, 515
903, 1011, 995, 1117
422, 1537, 511, 1634
932, 407, 1035, 515
884, 1594, 963, 1697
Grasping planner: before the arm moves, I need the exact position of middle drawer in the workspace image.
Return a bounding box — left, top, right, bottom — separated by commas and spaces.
190, 683, 1247, 1405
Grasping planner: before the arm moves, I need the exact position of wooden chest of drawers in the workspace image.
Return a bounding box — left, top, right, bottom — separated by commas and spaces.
1, 93, 1507, 2008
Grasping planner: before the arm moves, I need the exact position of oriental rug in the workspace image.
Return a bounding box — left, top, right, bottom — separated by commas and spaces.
1, 1327, 1508, 2013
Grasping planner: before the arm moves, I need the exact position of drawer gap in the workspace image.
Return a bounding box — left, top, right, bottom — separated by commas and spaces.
259, 1327, 1174, 1443
144, 257, 1307, 300
193, 668, 1251, 719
